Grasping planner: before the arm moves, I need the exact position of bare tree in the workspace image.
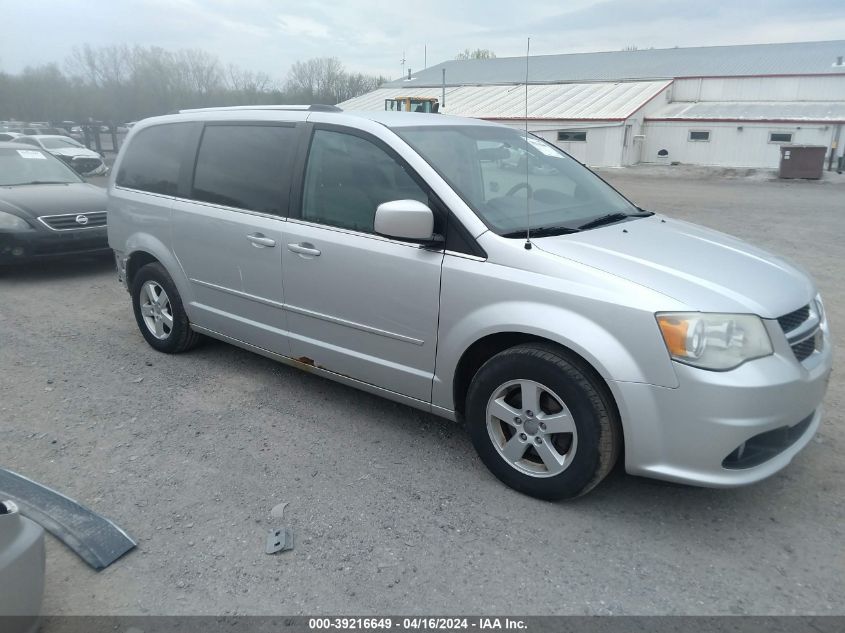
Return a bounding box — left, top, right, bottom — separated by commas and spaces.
286, 57, 344, 102
0, 44, 385, 124
226, 64, 272, 93
65, 44, 103, 86
178, 49, 224, 95
455, 48, 496, 60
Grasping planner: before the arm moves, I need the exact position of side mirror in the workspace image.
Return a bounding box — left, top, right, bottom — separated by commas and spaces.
374, 200, 438, 243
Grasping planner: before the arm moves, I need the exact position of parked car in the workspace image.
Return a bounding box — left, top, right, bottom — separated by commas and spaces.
0, 132, 23, 142
0, 500, 44, 631
12, 135, 108, 176
0, 141, 109, 264
108, 107, 832, 500
37, 127, 70, 136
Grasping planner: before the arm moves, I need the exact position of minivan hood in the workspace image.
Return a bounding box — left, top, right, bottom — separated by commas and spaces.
533, 215, 814, 318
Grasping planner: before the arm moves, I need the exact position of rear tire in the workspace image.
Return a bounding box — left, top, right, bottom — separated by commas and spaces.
466, 343, 620, 500
130, 262, 202, 353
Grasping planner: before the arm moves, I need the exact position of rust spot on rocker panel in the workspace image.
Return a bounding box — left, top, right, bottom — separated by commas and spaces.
296, 356, 316, 367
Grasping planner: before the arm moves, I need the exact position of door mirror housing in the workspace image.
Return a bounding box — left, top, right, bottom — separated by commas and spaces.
374, 200, 437, 242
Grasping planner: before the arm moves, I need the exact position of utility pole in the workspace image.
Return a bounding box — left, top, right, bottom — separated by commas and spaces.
400, 51, 406, 77
424, 45, 427, 69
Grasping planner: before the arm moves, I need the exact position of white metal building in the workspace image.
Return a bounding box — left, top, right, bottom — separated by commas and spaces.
339, 40, 845, 169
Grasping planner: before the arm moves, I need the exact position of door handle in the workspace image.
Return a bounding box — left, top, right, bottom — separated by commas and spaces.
287, 242, 321, 257
246, 233, 276, 248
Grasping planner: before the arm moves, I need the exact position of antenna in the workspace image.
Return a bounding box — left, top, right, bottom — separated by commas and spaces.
400, 51, 407, 77
524, 37, 532, 251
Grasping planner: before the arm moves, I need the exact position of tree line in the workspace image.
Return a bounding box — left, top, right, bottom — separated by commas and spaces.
0, 44, 388, 124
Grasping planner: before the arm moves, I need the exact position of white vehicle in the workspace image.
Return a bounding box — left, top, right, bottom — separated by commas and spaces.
12, 135, 108, 176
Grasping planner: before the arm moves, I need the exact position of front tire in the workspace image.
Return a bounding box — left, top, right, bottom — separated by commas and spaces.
130, 262, 202, 353
466, 343, 620, 500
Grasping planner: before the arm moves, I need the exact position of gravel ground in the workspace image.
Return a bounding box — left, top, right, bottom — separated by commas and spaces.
1, 170, 843, 616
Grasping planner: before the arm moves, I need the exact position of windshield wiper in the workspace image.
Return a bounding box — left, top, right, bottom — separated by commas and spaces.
502, 225, 580, 238
577, 210, 653, 231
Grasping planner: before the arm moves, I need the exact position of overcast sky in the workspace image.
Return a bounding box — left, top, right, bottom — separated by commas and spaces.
1, 0, 844, 81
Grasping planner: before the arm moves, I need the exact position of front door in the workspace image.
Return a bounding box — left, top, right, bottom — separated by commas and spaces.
282, 127, 444, 402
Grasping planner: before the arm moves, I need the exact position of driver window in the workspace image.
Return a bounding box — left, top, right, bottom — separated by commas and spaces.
301, 129, 428, 233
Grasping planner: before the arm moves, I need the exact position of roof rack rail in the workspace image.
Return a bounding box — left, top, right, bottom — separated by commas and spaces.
178, 104, 342, 114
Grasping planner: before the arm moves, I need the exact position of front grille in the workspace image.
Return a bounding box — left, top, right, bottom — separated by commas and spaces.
791, 337, 816, 362
777, 305, 810, 333
776, 303, 821, 363
38, 211, 107, 231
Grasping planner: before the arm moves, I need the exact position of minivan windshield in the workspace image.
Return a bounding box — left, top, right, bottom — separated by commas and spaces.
395, 125, 641, 236
0, 147, 83, 186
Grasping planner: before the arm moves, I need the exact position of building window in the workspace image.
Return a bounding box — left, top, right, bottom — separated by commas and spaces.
688, 130, 710, 142
769, 132, 793, 144
557, 130, 587, 142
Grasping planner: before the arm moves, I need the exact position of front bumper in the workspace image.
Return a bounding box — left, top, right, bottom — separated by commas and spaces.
615, 323, 833, 487
0, 227, 110, 263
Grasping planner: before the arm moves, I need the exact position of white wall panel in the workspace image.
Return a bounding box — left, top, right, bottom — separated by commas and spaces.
642, 121, 837, 167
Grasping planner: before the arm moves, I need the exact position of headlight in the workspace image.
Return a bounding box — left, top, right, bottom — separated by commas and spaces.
0, 211, 32, 231
656, 312, 773, 371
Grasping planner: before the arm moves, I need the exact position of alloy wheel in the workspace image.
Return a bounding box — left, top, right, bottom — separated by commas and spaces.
485, 379, 578, 477
139, 280, 174, 340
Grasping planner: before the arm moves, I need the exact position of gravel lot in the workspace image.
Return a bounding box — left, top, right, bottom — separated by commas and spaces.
1, 168, 843, 616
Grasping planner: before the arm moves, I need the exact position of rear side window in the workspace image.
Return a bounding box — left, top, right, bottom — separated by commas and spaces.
191, 125, 296, 215
117, 123, 193, 195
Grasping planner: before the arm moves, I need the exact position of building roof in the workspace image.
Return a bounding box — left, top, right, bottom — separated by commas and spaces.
338, 80, 671, 121
647, 100, 845, 123
385, 40, 845, 87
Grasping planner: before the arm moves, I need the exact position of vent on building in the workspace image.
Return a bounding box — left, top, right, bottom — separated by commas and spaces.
835, 56, 844, 67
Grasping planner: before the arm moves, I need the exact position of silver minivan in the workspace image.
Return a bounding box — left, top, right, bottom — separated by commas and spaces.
107, 106, 832, 499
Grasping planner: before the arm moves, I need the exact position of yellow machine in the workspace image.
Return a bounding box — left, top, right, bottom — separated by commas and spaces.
384, 97, 440, 113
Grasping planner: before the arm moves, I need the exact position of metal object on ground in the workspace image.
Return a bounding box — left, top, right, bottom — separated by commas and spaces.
0, 468, 136, 570
265, 527, 294, 554
779, 145, 826, 179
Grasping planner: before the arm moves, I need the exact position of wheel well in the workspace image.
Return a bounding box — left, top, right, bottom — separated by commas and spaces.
453, 333, 543, 418
452, 332, 618, 423
126, 251, 159, 287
